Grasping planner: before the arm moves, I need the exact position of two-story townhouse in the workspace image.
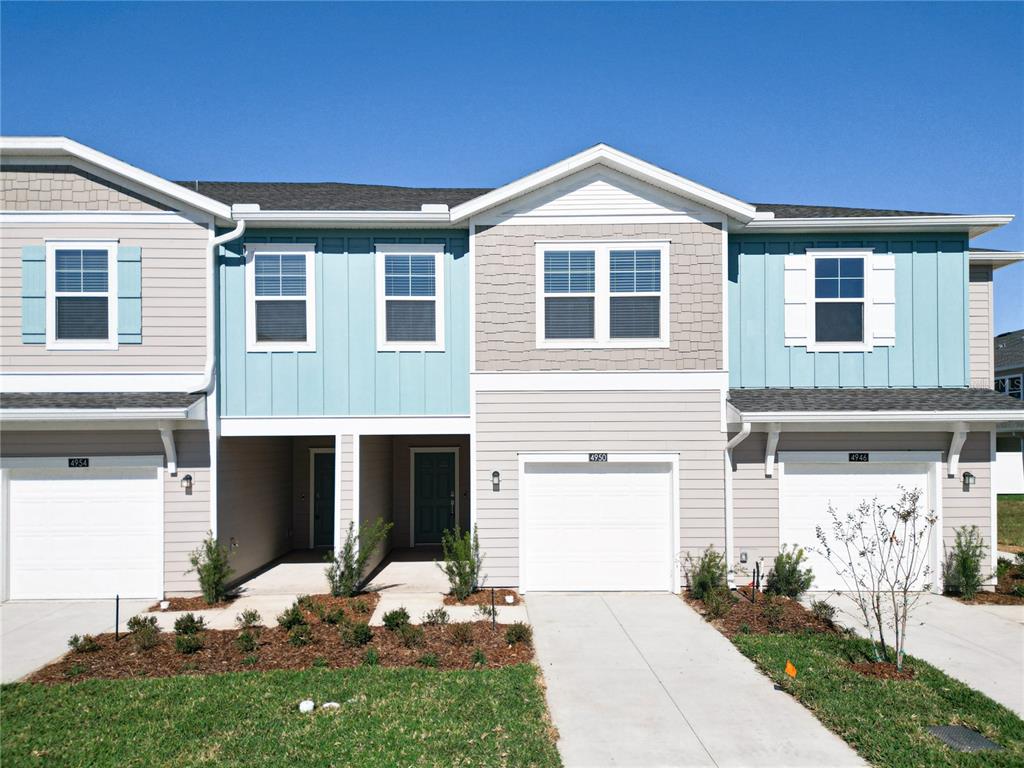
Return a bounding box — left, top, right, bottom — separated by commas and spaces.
2, 138, 1023, 601
993, 328, 1024, 493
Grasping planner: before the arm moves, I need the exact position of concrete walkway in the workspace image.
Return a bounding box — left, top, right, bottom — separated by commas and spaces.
528, 593, 864, 768
1, 599, 151, 683
810, 592, 1024, 716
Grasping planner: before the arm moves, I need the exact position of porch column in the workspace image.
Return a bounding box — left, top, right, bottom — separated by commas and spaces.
334, 434, 344, 555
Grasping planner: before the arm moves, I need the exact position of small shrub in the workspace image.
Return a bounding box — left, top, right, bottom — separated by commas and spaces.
235, 630, 258, 653
64, 664, 85, 678
276, 602, 306, 630
173, 613, 206, 636
738, 622, 751, 635
68, 634, 100, 653
175, 633, 204, 654
764, 545, 815, 599
418, 653, 439, 668
505, 622, 533, 647
438, 525, 484, 601
943, 525, 987, 600
703, 586, 735, 620
236, 609, 262, 629
187, 532, 233, 605
127, 615, 158, 634
382, 607, 410, 631
471, 648, 487, 666
242, 654, 259, 667
475, 603, 497, 621
363, 647, 380, 666
312, 657, 328, 668
448, 622, 474, 646
996, 557, 1012, 579
1012, 583, 1024, 598
322, 607, 348, 625
761, 598, 785, 632
351, 599, 371, 615
809, 599, 837, 623
397, 624, 424, 648
340, 622, 373, 647
288, 624, 313, 647
421, 608, 450, 626
685, 546, 728, 600
132, 623, 160, 651
325, 520, 393, 597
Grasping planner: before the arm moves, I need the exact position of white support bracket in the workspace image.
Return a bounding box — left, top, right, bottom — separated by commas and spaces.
765, 423, 781, 478
947, 422, 969, 478
158, 423, 177, 477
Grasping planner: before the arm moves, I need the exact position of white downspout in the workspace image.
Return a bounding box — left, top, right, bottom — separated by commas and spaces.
724, 421, 752, 588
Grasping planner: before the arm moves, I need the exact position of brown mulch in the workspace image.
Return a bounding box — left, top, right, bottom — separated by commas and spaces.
29, 619, 530, 684
956, 562, 1024, 605
443, 589, 521, 607
294, 593, 381, 622
684, 587, 838, 639
148, 595, 237, 612
848, 661, 916, 680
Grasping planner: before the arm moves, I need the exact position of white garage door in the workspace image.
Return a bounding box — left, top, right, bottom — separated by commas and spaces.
780, 461, 931, 592
521, 460, 675, 591
7, 467, 162, 600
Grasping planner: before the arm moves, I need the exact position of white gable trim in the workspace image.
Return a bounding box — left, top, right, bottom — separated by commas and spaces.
450, 144, 758, 224
0, 136, 232, 221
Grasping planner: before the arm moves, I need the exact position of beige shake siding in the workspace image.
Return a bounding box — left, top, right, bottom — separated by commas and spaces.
1, 165, 170, 211
968, 265, 994, 387
474, 389, 726, 587
731, 431, 994, 573
473, 221, 723, 371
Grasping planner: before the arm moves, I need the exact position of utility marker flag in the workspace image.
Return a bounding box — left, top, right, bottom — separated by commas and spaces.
785, 660, 797, 679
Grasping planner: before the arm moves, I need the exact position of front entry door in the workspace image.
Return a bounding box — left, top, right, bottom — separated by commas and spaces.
313, 452, 335, 547
413, 450, 456, 545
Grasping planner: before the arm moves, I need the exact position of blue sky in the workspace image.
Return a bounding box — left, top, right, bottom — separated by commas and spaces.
3, 1, 1021, 332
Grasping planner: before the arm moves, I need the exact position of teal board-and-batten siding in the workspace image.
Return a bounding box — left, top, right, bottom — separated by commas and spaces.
218, 231, 469, 417
728, 233, 970, 388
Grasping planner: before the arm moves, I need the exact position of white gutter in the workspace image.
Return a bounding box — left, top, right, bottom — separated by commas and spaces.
737, 410, 1024, 423
741, 214, 1013, 239
239, 210, 451, 227
0, 407, 197, 421
723, 421, 752, 588
969, 250, 1024, 269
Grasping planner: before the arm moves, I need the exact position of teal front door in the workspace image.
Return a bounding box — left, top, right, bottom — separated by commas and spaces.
313, 452, 335, 547
413, 451, 456, 545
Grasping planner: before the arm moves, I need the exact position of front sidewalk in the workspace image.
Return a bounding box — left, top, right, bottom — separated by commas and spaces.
528, 592, 864, 768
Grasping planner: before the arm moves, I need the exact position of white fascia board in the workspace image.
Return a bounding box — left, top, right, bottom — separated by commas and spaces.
450, 144, 757, 224
0, 407, 199, 422
741, 214, 1013, 239
1, 373, 206, 393
220, 415, 472, 437
472, 370, 728, 391
969, 250, 1024, 269
0, 136, 232, 221
240, 210, 453, 228
738, 410, 1024, 423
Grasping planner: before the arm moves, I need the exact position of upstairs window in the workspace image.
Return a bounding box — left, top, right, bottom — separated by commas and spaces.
245, 243, 316, 352
814, 256, 865, 343
46, 241, 117, 350
536, 241, 669, 348
995, 374, 1023, 400
375, 243, 445, 351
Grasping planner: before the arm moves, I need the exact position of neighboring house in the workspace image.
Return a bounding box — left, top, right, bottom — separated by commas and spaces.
2, 137, 1023, 601
994, 329, 1024, 493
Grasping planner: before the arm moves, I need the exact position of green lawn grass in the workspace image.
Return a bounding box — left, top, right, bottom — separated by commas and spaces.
1, 665, 561, 768
998, 494, 1024, 550
733, 632, 1024, 767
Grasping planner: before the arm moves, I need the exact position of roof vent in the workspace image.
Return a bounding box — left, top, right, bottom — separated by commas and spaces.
232, 203, 261, 214
420, 203, 449, 213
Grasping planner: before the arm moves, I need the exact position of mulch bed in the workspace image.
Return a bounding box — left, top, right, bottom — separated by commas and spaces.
684, 587, 837, 639
956, 561, 1024, 605
847, 661, 916, 680
148, 595, 237, 612
443, 589, 521, 607
29, 618, 529, 684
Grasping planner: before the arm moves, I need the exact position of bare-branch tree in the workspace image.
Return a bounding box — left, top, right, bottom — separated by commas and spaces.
814, 488, 936, 670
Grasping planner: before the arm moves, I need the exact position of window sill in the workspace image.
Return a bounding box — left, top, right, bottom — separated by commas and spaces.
46, 339, 118, 352
246, 341, 317, 353
536, 338, 671, 350
377, 341, 446, 353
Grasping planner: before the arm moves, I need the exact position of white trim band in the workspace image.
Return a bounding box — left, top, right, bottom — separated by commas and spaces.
220, 415, 471, 437
472, 370, 728, 391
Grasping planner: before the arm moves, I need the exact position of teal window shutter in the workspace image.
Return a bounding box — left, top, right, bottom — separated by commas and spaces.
117, 245, 142, 344
21, 245, 46, 344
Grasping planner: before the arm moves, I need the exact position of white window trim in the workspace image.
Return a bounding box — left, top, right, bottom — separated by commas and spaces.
803, 248, 875, 353
45, 240, 119, 351
245, 243, 317, 353
534, 240, 670, 349
995, 373, 1023, 399
375, 243, 446, 352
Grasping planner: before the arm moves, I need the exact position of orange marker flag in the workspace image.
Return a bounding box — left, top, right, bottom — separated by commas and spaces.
785, 660, 797, 679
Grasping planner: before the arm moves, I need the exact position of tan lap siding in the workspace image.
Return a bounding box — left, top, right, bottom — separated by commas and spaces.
968, 265, 994, 387
0, 221, 209, 371
942, 432, 993, 551
474, 221, 723, 371
475, 389, 726, 586
163, 430, 211, 595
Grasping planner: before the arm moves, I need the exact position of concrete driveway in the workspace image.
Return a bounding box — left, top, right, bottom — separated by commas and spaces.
810, 592, 1024, 716
1, 599, 151, 683
527, 593, 864, 768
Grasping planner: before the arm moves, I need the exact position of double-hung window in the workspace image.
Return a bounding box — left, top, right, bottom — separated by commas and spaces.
536, 241, 669, 347
813, 255, 865, 344
245, 243, 316, 352
46, 241, 118, 350
995, 374, 1023, 400
375, 243, 445, 351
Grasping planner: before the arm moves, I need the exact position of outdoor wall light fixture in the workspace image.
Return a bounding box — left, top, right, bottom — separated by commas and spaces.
491, 471, 500, 492
180, 473, 194, 496
961, 471, 976, 491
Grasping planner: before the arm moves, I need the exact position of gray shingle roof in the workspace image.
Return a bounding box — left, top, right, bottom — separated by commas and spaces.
995, 330, 1024, 372
177, 179, 958, 219
728, 388, 1024, 413
0, 392, 204, 410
